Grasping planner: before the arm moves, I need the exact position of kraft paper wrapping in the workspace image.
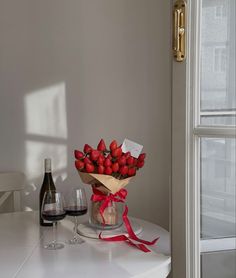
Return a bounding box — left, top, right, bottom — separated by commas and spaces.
78, 171, 133, 226
78, 172, 133, 194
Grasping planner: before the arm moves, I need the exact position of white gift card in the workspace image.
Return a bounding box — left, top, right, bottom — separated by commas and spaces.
121, 139, 143, 158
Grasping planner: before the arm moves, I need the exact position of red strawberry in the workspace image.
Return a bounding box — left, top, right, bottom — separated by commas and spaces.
105, 166, 113, 175
97, 139, 106, 152
75, 160, 84, 170
84, 157, 92, 164
107, 154, 112, 160
119, 165, 128, 176
133, 158, 138, 166
117, 155, 126, 166
127, 156, 134, 165
85, 163, 94, 173
110, 140, 118, 151
99, 153, 105, 160
128, 167, 136, 176
74, 150, 84, 160
137, 160, 145, 168
111, 147, 122, 158
90, 150, 100, 161
104, 158, 112, 167
97, 155, 105, 165
98, 165, 105, 174
83, 144, 93, 154
138, 153, 146, 161
124, 151, 131, 158
112, 162, 119, 173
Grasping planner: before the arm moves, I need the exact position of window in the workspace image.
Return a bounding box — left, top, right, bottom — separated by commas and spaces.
171, 1, 235, 276
198, 0, 235, 277
214, 47, 226, 73
201, 138, 235, 239
215, 5, 227, 19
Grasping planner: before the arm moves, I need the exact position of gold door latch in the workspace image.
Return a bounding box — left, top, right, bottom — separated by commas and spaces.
173, 0, 186, 62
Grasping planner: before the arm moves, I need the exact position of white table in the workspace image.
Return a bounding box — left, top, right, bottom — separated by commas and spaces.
0, 211, 171, 278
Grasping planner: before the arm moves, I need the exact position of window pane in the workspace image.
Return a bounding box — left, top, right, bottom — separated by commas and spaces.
200, 0, 236, 126
201, 138, 236, 239
201, 114, 236, 126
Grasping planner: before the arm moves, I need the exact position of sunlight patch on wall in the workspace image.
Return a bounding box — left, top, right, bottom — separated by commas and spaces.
25, 141, 67, 181
23, 82, 68, 210
24, 83, 67, 139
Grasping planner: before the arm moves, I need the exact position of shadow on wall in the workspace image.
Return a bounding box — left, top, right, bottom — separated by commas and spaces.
23, 82, 68, 210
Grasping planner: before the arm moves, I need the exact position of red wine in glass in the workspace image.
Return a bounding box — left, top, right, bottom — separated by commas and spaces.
41, 191, 66, 250
65, 206, 88, 217
42, 210, 66, 221
65, 188, 88, 245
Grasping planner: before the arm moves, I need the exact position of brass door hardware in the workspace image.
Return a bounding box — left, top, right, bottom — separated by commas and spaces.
173, 0, 186, 62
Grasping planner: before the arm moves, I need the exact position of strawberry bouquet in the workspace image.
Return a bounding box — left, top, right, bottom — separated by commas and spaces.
75, 139, 146, 228
75, 139, 145, 181
74, 139, 159, 252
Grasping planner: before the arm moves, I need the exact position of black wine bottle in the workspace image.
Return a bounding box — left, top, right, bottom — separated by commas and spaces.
39, 158, 56, 226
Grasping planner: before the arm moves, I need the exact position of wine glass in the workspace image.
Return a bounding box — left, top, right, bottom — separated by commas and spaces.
65, 188, 88, 244
41, 191, 66, 250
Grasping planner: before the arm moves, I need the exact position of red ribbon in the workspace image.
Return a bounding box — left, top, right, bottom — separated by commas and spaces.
91, 188, 159, 252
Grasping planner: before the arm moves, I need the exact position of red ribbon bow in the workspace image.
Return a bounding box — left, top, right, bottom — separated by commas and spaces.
91, 188, 159, 252
91, 188, 127, 223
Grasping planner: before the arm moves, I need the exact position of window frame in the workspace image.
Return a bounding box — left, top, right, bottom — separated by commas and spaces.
171, 0, 236, 277
188, 0, 236, 277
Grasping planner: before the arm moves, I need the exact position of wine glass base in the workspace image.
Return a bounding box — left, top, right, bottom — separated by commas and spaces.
44, 242, 65, 250
66, 237, 85, 245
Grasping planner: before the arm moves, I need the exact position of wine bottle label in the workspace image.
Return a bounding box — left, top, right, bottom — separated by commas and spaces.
44, 158, 51, 173
44, 203, 57, 211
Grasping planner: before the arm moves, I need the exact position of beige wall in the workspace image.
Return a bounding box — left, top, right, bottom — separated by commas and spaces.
0, 0, 171, 229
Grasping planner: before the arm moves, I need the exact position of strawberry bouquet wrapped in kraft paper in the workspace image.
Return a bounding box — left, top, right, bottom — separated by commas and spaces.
75, 139, 159, 252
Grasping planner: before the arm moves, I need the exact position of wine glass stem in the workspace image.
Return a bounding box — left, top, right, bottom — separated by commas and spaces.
73, 216, 78, 239
52, 222, 57, 246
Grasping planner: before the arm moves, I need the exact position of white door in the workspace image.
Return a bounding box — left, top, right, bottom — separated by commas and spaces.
172, 0, 236, 277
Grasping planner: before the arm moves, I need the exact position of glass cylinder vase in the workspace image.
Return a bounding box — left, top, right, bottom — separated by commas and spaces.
89, 196, 124, 230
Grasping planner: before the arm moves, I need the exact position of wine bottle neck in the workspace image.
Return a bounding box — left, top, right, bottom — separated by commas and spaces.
44, 158, 52, 173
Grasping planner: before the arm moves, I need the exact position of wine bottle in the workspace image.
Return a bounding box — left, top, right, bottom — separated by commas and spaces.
39, 158, 56, 226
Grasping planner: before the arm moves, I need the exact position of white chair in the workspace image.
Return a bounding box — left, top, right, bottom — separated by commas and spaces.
0, 172, 25, 212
